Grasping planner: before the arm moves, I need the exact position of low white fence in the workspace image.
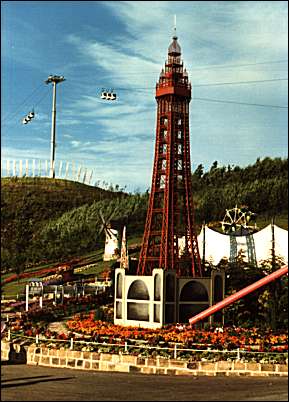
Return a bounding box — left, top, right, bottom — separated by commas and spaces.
1, 159, 95, 186
4, 330, 288, 363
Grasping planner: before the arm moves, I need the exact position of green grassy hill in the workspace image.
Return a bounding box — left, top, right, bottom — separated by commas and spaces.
1, 177, 128, 273
1, 157, 288, 278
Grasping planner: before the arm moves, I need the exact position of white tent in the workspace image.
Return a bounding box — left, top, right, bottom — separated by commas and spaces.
197, 224, 288, 267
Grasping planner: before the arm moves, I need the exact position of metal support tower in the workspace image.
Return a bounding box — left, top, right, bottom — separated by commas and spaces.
45, 75, 65, 179
137, 33, 202, 277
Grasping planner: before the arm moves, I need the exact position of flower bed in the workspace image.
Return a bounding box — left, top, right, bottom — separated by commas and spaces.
63, 312, 288, 363
4, 307, 288, 364
66, 313, 287, 350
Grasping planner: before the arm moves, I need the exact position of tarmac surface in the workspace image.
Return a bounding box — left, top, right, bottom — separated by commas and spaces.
1, 363, 288, 401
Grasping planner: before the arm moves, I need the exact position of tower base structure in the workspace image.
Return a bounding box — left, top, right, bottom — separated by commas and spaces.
114, 269, 225, 329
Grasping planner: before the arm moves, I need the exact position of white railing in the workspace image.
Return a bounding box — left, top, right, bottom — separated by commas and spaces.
4, 331, 288, 363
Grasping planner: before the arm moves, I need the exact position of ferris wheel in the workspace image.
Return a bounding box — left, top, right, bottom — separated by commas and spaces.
221, 205, 257, 235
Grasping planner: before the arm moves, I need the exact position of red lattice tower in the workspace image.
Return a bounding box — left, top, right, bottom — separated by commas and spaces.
137, 33, 203, 278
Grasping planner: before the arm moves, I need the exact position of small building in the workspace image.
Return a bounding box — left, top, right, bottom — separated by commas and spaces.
114, 268, 224, 328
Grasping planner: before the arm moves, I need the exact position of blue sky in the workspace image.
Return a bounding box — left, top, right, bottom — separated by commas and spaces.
1, 1, 288, 192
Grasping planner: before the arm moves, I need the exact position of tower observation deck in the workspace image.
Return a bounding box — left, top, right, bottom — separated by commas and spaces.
137, 34, 202, 278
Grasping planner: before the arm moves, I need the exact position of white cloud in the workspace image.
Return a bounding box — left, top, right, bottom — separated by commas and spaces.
2, 1, 287, 190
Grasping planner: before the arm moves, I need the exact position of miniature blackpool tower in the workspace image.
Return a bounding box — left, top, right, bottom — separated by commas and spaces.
137, 28, 202, 278
114, 29, 224, 328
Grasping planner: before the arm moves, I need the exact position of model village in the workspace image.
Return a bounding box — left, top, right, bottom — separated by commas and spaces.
1, 31, 288, 377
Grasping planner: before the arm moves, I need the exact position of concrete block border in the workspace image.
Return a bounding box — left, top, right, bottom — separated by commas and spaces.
2, 341, 288, 377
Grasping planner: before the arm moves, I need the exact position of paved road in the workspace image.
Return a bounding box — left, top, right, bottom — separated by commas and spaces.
1, 364, 288, 401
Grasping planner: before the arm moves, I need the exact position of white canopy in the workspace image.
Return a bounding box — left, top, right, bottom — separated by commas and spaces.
197, 224, 288, 267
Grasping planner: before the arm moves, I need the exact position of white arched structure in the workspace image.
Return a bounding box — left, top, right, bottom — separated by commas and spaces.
114, 268, 224, 328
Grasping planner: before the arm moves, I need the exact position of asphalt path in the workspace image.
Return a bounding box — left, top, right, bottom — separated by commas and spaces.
1, 364, 288, 401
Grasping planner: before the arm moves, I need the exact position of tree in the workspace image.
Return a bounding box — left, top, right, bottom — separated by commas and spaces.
258, 256, 288, 330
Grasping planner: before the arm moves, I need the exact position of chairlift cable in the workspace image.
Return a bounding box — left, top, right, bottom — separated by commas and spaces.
1, 83, 44, 123
103, 59, 288, 78
110, 77, 288, 92
193, 97, 288, 109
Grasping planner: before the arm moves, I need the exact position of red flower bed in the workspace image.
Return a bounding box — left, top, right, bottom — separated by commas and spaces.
66, 314, 288, 352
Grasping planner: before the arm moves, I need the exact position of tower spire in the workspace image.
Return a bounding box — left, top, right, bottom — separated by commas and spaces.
173, 14, 177, 39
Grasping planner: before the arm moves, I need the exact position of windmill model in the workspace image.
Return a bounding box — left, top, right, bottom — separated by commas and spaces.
98, 210, 120, 261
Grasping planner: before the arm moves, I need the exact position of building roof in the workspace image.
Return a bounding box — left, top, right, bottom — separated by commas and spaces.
168, 35, 181, 55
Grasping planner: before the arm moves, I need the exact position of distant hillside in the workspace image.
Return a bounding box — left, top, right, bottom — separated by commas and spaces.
1, 157, 288, 274
1, 177, 128, 273
192, 157, 288, 225
1, 177, 123, 219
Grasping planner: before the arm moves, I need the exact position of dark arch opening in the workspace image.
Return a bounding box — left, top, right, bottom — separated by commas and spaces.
214, 275, 223, 303
116, 273, 122, 299
127, 280, 150, 300
154, 274, 161, 301
180, 281, 208, 302
165, 274, 175, 302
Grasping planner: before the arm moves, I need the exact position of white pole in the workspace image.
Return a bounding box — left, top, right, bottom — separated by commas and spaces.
88, 170, 93, 185
38, 160, 42, 177
64, 162, 69, 179
25, 284, 29, 311
45, 160, 48, 176
50, 160, 55, 179
50, 81, 57, 179
25, 159, 29, 177
6, 160, 10, 177
77, 166, 82, 182
19, 160, 23, 177
237, 348, 240, 360
72, 161, 75, 180
82, 168, 87, 183
13, 160, 16, 177
32, 159, 35, 177
58, 160, 63, 178
61, 286, 64, 304
70, 337, 74, 350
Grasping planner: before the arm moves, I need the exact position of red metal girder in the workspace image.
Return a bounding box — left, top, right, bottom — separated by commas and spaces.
156, 86, 191, 99
189, 265, 288, 325
137, 38, 203, 278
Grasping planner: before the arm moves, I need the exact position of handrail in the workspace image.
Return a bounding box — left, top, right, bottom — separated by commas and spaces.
4, 331, 287, 361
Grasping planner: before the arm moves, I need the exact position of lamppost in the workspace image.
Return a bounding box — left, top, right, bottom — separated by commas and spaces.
45, 75, 65, 178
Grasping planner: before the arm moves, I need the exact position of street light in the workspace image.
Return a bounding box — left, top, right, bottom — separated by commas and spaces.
45, 75, 65, 178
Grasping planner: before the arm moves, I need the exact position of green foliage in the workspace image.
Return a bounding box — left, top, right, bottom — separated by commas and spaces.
1, 157, 287, 274
29, 193, 148, 262
221, 254, 288, 330
192, 157, 288, 223
1, 177, 126, 272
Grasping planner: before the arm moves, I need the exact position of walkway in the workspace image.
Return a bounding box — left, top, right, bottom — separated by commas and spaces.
1, 364, 288, 401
